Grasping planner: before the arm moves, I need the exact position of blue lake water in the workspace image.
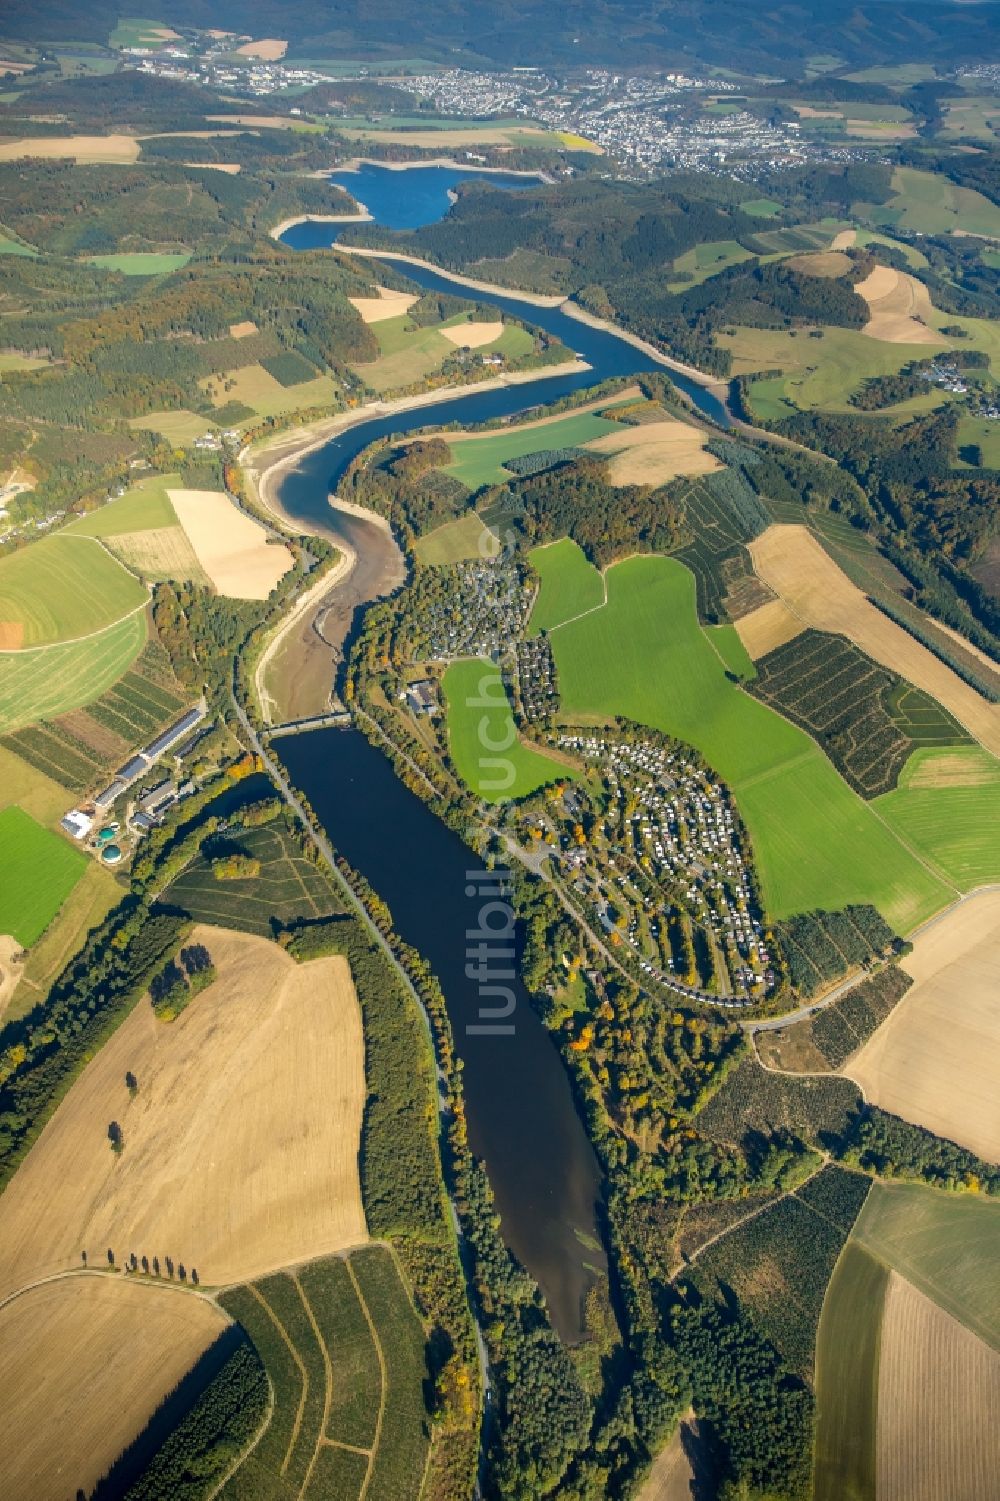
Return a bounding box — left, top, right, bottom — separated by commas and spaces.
332, 161, 539, 229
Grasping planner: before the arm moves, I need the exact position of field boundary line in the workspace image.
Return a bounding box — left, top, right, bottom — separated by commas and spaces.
325, 1439, 373, 1457
293, 1272, 333, 1499
348, 1255, 388, 1501
0, 599, 149, 656
247, 1282, 309, 1477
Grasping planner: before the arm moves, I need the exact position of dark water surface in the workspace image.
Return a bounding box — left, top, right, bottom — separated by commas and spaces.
278, 727, 606, 1339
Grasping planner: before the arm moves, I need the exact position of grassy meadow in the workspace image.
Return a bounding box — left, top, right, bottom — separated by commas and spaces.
413, 510, 495, 565
67, 472, 179, 537
668, 238, 753, 290
0, 535, 147, 646
0, 611, 147, 734
874, 746, 1000, 889
86, 252, 191, 275
129, 410, 216, 444
720, 326, 943, 415
445, 411, 621, 490
852, 1181, 1000, 1351
528, 538, 605, 634
0, 806, 86, 946
813, 1239, 889, 1501
442, 658, 572, 801
548, 554, 950, 928
864, 166, 1000, 239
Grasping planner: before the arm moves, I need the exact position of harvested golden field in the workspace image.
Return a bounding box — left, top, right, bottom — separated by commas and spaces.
846, 889, 1000, 1161
0, 934, 24, 1019
168, 488, 292, 599
107, 524, 210, 585
748, 525, 1000, 754
785, 250, 854, 277
441, 318, 504, 348
877, 1271, 1000, 1501
229, 319, 258, 338
184, 161, 241, 172
734, 598, 803, 659
0, 926, 367, 1301
583, 418, 722, 487
348, 286, 418, 323
0, 134, 140, 163
855, 265, 945, 345
235, 38, 288, 59
830, 228, 858, 249
0, 1277, 227, 1501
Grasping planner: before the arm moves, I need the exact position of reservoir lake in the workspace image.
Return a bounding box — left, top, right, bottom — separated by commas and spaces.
274, 162, 729, 1337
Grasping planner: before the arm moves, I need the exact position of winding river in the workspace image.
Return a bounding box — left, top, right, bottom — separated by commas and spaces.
271, 167, 730, 1338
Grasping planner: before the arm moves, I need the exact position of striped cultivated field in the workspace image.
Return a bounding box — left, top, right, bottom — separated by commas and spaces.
218, 1245, 430, 1501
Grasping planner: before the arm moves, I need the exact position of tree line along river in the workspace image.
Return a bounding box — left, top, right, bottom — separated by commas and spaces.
273, 166, 730, 1339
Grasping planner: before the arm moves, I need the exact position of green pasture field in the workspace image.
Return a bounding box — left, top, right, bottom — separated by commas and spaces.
707, 624, 756, 680
724, 325, 943, 414
924, 308, 1000, 377
109, 17, 173, 49
741, 198, 782, 217
940, 96, 1000, 142
982, 249, 1000, 272
67, 472, 179, 537
442, 658, 574, 801
0, 611, 147, 734
444, 411, 621, 490
219, 1246, 429, 1501
0, 534, 147, 646
203, 363, 337, 421
164, 818, 340, 936
0, 806, 86, 946
86, 252, 191, 275
487, 322, 535, 361
355, 315, 452, 394
129, 409, 216, 445
862, 166, 1000, 239
413, 510, 495, 565
852, 1180, 1000, 1351
549, 554, 950, 928
0, 352, 49, 372
874, 746, 1000, 889
0, 743, 73, 825
528, 538, 605, 634
957, 415, 1000, 469
812, 1238, 888, 1501
844, 63, 935, 86
0, 235, 37, 257
668, 238, 753, 291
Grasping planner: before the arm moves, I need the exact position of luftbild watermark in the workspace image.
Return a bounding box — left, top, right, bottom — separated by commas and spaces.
462, 493, 522, 1036
465, 868, 516, 1036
